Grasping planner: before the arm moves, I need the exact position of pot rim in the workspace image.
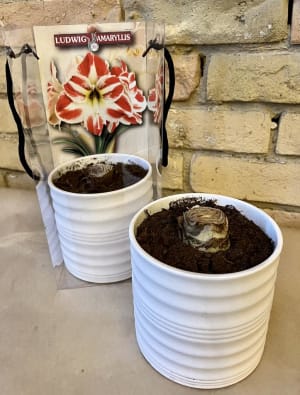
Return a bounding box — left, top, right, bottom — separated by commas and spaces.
129, 193, 283, 280
48, 153, 152, 197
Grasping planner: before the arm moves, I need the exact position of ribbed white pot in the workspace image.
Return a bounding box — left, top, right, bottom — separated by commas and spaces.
129, 193, 283, 389
48, 153, 153, 283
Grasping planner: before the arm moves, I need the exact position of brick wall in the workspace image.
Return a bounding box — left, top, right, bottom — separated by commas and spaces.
0, 0, 300, 221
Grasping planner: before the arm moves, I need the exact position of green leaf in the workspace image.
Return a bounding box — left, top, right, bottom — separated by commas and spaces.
61, 147, 86, 156
114, 125, 129, 137
53, 136, 94, 157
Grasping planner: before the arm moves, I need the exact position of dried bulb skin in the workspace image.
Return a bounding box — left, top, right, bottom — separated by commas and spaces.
86, 163, 113, 178
180, 206, 230, 253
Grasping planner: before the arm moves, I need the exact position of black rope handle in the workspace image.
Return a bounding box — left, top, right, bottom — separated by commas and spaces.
162, 47, 175, 167
143, 39, 175, 167
6, 59, 38, 180
5, 44, 40, 180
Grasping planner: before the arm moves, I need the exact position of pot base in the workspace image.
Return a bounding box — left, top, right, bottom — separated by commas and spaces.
134, 303, 266, 389
137, 335, 263, 389
64, 262, 131, 284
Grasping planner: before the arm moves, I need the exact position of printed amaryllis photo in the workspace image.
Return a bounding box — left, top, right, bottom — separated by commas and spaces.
47, 52, 149, 155
148, 60, 164, 125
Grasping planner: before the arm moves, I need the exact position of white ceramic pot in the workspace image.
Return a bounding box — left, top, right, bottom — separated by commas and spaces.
48, 153, 153, 283
129, 193, 283, 389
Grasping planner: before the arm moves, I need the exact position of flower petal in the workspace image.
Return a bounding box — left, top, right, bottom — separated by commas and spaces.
56, 93, 83, 123
148, 61, 163, 124
85, 114, 105, 136
63, 75, 91, 102
47, 61, 63, 125
78, 53, 109, 84
99, 75, 124, 100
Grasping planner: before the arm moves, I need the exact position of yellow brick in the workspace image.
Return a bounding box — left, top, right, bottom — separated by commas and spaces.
168, 107, 271, 153
5, 171, 35, 190
172, 54, 200, 101
0, 0, 121, 46
291, 0, 300, 44
0, 134, 24, 171
124, 0, 287, 44
208, 53, 300, 103
190, 155, 300, 206
0, 172, 6, 187
162, 150, 184, 190
277, 113, 300, 155
0, 99, 17, 134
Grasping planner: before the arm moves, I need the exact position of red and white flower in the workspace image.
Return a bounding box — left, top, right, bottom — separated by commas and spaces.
148, 62, 164, 124
47, 61, 63, 126
15, 83, 46, 128
110, 60, 147, 132
48, 53, 147, 136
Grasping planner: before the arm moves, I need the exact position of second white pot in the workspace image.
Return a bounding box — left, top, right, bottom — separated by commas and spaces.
129, 193, 283, 388
48, 153, 153, 283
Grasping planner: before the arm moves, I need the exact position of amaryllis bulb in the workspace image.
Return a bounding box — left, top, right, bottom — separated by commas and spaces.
180, 206, 230, 253
85, 163, 113, 178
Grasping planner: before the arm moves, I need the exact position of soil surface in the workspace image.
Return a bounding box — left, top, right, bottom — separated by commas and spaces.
53, 162, 147, 194
136, 197, 275, 274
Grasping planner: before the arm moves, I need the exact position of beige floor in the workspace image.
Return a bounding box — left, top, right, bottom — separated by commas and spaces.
0, 188, 299, 395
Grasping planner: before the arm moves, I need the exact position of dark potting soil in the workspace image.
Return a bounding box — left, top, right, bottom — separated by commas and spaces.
53, 162, 147, 194
136, 197, 275, 274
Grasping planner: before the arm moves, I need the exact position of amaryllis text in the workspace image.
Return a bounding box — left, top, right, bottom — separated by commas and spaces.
54, 32, 133, 48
